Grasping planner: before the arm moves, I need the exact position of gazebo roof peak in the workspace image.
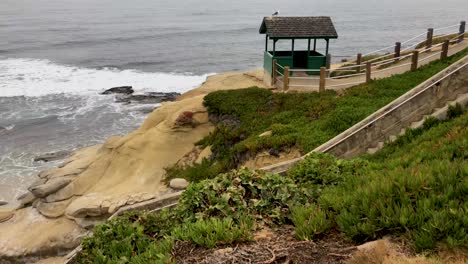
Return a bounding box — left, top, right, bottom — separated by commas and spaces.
259, 16, 338, 39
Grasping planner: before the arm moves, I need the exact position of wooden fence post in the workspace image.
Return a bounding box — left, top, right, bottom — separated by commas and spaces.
272, 59, 277, 86
319, 67, 326, 92
325, 54, 331, 77
441, 40, 449, 60
283, 66, 290, 92
394, 42, 401, 61
365, 62, 371, 83
356, 53, 362, 73
459, 21, 466, 43
426, 28, 434, 51
411, 51, 419, 71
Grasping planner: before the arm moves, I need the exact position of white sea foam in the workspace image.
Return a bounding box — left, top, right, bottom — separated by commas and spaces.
0, 58, 209, 97
4, 125, 15, 130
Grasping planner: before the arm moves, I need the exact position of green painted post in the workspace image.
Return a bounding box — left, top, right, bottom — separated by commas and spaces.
325, 39, 329, 55
307, 39, 311, 57
313, 39, 317, 51
291, 39, 295, 69
325, 54, 331, 78
273, 39, 276, 56
272, 59, 277, 86
265, 35, 268, 51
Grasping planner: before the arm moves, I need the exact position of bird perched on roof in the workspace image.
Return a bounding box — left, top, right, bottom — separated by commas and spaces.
272, 10, 279, 16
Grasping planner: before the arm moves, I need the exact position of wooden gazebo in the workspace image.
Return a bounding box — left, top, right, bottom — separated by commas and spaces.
260, 16, 338, 85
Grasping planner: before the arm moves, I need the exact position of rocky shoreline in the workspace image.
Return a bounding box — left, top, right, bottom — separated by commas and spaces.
0, 69, 266, 263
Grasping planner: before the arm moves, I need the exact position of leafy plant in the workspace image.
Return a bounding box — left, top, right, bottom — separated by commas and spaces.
291, 204, 332, 240
175, 168, 310, 225
171, 216, 254, 248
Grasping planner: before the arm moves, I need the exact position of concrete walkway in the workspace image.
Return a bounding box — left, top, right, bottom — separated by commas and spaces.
282, 40, 468, 92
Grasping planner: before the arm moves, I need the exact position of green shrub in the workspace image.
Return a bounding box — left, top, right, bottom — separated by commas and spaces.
175, 168, 310, 225
318, 110, 468, 250
164, 159, 227, 183
291, 204, 332, 240
289, 152, 367, 185
320, 159, 468, 250
171, 216, 254, 248
76, 211, 176, 263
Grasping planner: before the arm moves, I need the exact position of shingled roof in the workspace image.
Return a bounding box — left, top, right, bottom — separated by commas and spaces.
259, 16, 338, 39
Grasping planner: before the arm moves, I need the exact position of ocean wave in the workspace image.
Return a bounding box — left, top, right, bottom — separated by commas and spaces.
0, 58, 209, 97
4, 125, 15, 131
96, 60, 171, 70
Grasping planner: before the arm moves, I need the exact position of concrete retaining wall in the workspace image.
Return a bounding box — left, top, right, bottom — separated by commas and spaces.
316, 56, 468, 158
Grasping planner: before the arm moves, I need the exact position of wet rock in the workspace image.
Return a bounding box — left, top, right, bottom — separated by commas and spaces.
115, 92, 180, 104
38, 169, 53, 179
29, 178, 47, 188
145, 92, 180, 101
34, 150, 71, 163
17, 192, 36, 207
100, 86, 134, 95
29, 178, 72, 198
169, 178, 189, 190
137, 106, 158, 114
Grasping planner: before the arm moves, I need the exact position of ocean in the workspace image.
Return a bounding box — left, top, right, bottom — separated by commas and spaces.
0, 0, 466, 201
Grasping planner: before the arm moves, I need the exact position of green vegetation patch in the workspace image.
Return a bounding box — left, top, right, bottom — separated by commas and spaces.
77, 109, 468, 262
76, 169, 315, 263
166, 48, 468, 183
318, 109, 468, 250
